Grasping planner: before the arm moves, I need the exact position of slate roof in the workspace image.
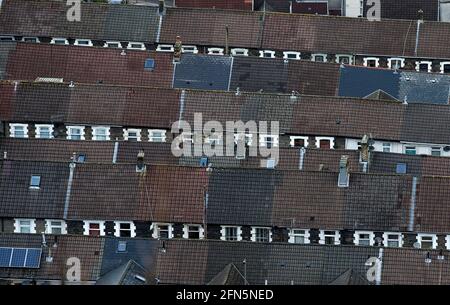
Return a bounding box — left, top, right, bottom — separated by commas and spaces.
399, 72, 450, 105
175, 0, 253, 10
363, 0, 439, 21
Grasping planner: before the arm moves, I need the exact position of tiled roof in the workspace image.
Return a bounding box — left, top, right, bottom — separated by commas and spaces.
363, 0, 439, 21
175, 0, 253, 10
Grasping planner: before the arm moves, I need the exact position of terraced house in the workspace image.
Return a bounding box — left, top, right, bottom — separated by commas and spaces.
1, 0, 450, 287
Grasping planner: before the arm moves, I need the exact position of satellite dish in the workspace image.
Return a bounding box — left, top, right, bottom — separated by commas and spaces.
413, 242, 421, 249
444, 146, 450, 152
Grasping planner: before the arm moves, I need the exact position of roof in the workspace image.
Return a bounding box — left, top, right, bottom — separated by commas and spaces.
328, 268, 369, 285
207, 263, 247, 285
363, 0, 439, 21
175, 0, 253, 10
399, 72, 450, 105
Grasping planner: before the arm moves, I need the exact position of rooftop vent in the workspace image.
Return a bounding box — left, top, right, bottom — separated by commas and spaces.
35, 77, 63, 83
136, 150, 146, 173
173, 36, 182, 63
338, 156, 349, 188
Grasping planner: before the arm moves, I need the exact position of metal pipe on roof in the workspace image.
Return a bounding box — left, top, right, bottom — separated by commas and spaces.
112, 141, 119, 164
414, 19, 423, 57
408, 176, 418, 232
63, 160, 76, 219
299, 147, 306, 170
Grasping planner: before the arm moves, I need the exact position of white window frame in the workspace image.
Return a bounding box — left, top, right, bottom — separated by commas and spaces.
259, 50, 276, 58
45, 219, 67, 235
416, 233, 438, 249
431, 146, 442, 156
182, 224, 205, 239
9, 123, 28, 138
283, 51, 301, 60
251, 227, 272, 243
290, 136, 309, 148
156, 44, 174, 52
231, 48, 249, 56
387, 58, 405, 69
103, 41, 122, 48
35, 124, 54, 139
353, 231, 375, 246
83, 221, 106, 236
404, 146, 417, 155
50, 38, 69, 45
363, 57, 380, 68
14, 219, 36, 234
21, 37, 40, 43
288, 229, 310, 244
149, 129, 167, 142
319, 230, 340, 245
416, 61, 432, 73
123, 128, 142, 141
114, 221, 136, 238
446, 235, 450, 250
440, 61, 450, 74
382, 232, 403, 248
29, 175, 41, 189
382, 142, 391, 153
92, 126, 110, 141
335, 54, 353, 65
74, 39, 93, 47
0, 35, 15, 41
66, 126, 85, 140
311, 53, 327, 62
181, 45, 198, 54
259, 135, 279, 148
205, 133, 222, 146
220, 226, 242, 241
234, 133, 253, 146
151, 223, 173, 239
315, 136, 335, 149
207, 47, 224, 55
126, 42, 146, 51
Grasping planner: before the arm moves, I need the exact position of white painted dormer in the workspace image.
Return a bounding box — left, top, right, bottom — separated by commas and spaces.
283, 51, 301, 60
440, 62, 450, 74
74, 39, 93, 47
126, 42, 146, 50
416, 61, 432, 73
335, 54, 353, 65
208, 47, 224, 55
388, 58, 405, 69
182, 45, 198, 54
363, 57, 380, 68
104, 41, 122, 48
231, 48, 249, 56
311, 53, 327, 62
156, 44, 174, 52
50, 38, 69, 45
259, 50, 276, 58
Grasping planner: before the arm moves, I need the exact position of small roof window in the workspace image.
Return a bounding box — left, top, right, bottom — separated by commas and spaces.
30, 175, 41, 189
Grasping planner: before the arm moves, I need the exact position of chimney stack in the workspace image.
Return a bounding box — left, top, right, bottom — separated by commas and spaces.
338, 155, 349, 188
173, 36, 182, 62
136, 150, 146, 173
417, 9, 424, 21
158, 0, 165, 16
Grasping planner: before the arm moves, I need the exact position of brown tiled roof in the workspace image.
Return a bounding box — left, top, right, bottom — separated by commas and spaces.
363, 0, 439, 21
175, 0, 253, 10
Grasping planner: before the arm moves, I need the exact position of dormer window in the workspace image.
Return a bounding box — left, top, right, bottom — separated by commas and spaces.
290, 136, 309, 148
0, 36, 15, 41
319, 230, 340, 245
35, 124, 53, 139
283, 51, 301, 60
431, 146, 442, 156
92, 126, 110, 141
251, 227, 272, 243
156, 44, 174, 52
416, 233, 438, 249
126, 42, 146, 50
208, 47, 224, 55
182, 45, 198, 54
45, 220, 67, 235
149, 129, 166, 142
416, 61, 432, 73
440, 62, 450, 74
405, 146, 416, 155
83, 221, 105, 236
363, 57, 380, 68
220, 226, 242, 241
315, 136, 334, 149
9, 123, 28, 138
183, 225, 204, 239
387, 58, 405, 69
123, 128, 141, 142
74, 39, 93, 47
335, 54, 353, 65
353, 231, 375, 246
152, 223, 173, 239
104, 41, 122, 48
311, 53, 327, 62
231, 48, 249, 56
21, 37, 40, 43
234, 133, 253, 146
259, 50, 276, 58
50, 38, 69, 45
114, 221, 136, 238
259, 135, 278, 148
383, 232, 403, 247
66, 126, 85, 140
14, 219, 36, 234
29, 175, 41, 189
288, 229, 310, 244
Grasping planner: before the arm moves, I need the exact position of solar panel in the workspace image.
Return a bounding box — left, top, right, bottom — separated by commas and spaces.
0, 247, 42, 268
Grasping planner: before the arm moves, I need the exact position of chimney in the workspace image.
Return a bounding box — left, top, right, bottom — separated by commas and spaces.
225, 25, 229, 56
359, 134, 374, 172
338, 155, 349, 188
417, 9, 424, 21
173, 36, 182, 62
136, 150, 146, 173
158, 0, 165, 16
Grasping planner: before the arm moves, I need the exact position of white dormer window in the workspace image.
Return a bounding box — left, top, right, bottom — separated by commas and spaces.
315, 136, 334, 149
416, 61, 432, 73
251, 227, 272, 243
45, 220, 67, 235
354, 231, 375, 246
205, 133, 222, 146
0, 36, 15, 41
288, 229, 310, 244
319, 230, 340, 245
231, 48, 249, 56
234, 133, 253, 146
123, 128, 141, 141
50, 38, 69, 45
14, 219, 36, 234
208, 47, 224, 55
66, 126, 85, 140
383, 232, 403, 247
416, 233, 438, 249
103, 41, 122, 48
183, 224, 205, 239
21, 37, 40, 43
259, 135, 279, 148
363, 57, 380, 68
114, 221, 136, 238
283, 51, 301, 60
151, 223, 173, 239
9, 123, 28, 138
83, 221, 105, 236
35, 124, 54, 139
126, 42, 146, 50
149, 129, 166, 142
259, 50, 276, 58
446, 235, 450, 250
182, 45, 198, 54
290, 136, 309, 148
156, 44, 174, 52
335, 54, 353, 65
220, 226, 242, 241
387, 58, 405, 69
92, 126, 110, 141
311, 53, 327, 62
74, 39, 93, 47
440, 62, 450, 74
